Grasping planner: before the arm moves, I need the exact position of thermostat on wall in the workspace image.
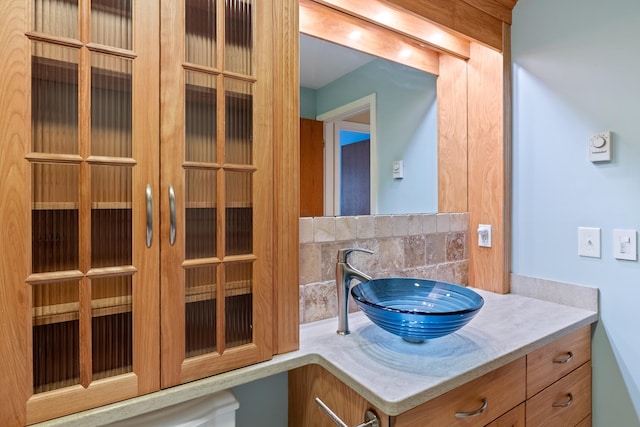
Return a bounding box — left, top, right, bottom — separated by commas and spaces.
589, 131, 611, 162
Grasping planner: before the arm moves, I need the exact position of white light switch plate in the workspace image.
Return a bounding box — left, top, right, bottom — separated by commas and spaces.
613, 229, 637, 261
578, 227, 601, 258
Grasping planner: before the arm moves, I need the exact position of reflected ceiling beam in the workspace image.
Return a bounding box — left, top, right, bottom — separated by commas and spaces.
311, 0, 471, 59
300, 0, 440, 76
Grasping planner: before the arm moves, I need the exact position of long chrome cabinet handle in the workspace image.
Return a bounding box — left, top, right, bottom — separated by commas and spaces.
314, 398, 379, 427
169, 184, 176, 245
455, 398, 488, 418
145, 184, 153, 248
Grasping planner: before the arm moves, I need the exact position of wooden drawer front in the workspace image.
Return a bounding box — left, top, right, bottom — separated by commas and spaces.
526, 361, 591, 427
576, 414, 592, 427
393, 357, 526, 427
527, 326, 591, 398
486, 403, 524, 427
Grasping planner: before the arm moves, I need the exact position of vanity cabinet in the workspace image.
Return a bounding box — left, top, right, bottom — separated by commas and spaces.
290, 358, 525, 427
393, 358, 525, 427
289, 326, 592, 427
525, 326, 592, 426
289, 364, 390, 427
0, 0, 297, 425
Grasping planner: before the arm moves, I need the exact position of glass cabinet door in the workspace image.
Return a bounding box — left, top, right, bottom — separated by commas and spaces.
24, 1, 159, 422
160, 0, 273, 386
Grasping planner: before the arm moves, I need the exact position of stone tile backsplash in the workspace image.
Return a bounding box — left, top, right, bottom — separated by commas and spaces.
299, 213, 469, 323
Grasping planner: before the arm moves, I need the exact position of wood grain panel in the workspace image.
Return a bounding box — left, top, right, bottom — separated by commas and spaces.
525, 362, 592, 427
383, 0, 504, 51
0, 1, 30, 425
312, 0, 470, 59
437, 54, 468, 213
486, 403, 525, 427
501, 22, 513, 294
300, 0, 439, 76
492, 0, 519, 11
300, 118, 324, 217
526, 326, 591, 399
248, 0, 275, 364
180, 345, 264, 383
576, 414, 592, 427
289, 364, 390, 427
467, 41, 507, 294
130, 0, 161, 395
26, 374, 138, 424
160, 0, 188, 388
393, 357, 525, 426
460, 0, 513, 24
273, 0, 301, 354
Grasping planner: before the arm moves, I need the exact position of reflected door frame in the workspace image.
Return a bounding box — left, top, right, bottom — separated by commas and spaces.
317, 93, 377, 216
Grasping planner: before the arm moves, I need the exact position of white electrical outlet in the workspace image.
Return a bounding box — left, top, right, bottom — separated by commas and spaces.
478, 224, 492, 248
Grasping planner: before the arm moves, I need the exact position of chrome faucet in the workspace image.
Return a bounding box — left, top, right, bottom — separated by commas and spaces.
336, 247, 373, 335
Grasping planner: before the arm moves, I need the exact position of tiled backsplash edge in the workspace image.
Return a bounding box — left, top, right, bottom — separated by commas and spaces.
510, 274, 599, 312
299, 213, 469, 324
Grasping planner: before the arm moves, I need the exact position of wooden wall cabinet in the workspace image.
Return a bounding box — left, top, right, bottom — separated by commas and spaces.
289, 327, 592, 427
0, 0, 299, 425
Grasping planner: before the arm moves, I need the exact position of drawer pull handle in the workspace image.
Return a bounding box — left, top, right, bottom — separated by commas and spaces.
314, 398, 380, 427
455, 398, 488, 418
553, 351, 574, 364
552, 393, 574, 408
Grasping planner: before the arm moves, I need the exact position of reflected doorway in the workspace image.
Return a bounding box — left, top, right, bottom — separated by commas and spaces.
339, 126, 370, 216
318, 94, 377, 217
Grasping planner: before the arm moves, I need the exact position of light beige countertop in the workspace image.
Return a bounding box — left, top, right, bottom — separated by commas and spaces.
37, 288, 598, 426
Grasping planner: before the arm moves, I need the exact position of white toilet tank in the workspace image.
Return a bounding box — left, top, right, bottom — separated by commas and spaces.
107, 390, 239, 427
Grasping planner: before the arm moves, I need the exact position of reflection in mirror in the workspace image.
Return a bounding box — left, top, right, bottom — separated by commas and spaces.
299, 34, 438, 217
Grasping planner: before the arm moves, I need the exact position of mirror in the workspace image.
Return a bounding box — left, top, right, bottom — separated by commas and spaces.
299, 34, 438, 217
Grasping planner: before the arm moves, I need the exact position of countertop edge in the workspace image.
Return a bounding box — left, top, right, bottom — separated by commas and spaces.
35, 296, 599, 426
35, 353, 316, 427
350, 313, 599, 415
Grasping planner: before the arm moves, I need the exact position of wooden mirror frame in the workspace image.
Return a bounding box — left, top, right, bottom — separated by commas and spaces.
299, 0, 515, 294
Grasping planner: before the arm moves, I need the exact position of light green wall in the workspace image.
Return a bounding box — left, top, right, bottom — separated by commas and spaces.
232, 372, 288, 427
512, 0, 640, 424
300, 87, 317, 119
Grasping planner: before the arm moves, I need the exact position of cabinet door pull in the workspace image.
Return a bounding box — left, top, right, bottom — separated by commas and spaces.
455, 398, 488, 418
169, 184, 176, 245
145, 184, 153, 248
553, 351, 573, 364
314, 398, 380, 427
552, 393, 573, 408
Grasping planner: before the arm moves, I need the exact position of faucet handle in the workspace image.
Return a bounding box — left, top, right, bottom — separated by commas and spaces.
337, 247, 374, 263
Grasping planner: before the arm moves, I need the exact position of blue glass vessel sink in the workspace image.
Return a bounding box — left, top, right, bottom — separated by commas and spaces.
351, 278, 484, 343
